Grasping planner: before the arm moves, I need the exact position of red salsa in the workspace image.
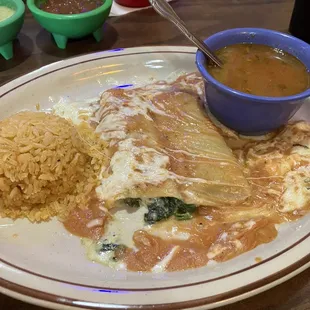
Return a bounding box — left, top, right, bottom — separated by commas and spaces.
40, 0, 103, 14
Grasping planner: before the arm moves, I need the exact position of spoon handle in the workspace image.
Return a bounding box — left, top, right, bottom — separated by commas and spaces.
149, 0, 222, 67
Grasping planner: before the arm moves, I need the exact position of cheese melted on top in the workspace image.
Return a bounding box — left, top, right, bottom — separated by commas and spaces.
59, 74, 310, 273
93, 76, 250, 206
96, 138, 171, 201
53, 98, 100, 125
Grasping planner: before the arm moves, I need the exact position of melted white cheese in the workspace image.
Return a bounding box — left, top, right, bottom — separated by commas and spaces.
176, 73, 204, 97
82, 238, 127, 271
219, 232, 228, 241
83, 202, 193, 272
207, 244, 225, 260
96, 138, 170, 201
146, 224, 190, 241
51, 80, 310, 273
53, 99, 99, 125
86, 218, 104, 228
233, 239, 243, 250
280, 166, 310, 212
102, 203, 148, 248
151, 246, 179, 273
245, 220, 256, 230
94, 85, 170, 144
291, 138, 310, 157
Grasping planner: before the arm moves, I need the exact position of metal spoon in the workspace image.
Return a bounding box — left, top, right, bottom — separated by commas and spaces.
149, 0, 223, 67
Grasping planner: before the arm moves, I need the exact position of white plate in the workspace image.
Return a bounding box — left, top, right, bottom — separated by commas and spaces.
0, 46, 309, 310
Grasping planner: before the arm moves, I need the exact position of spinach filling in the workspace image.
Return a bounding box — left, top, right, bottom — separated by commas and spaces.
99, 243, 119, 252
123, 197, 197, 224
96, 198, 196, 257
98, 243, 127, 261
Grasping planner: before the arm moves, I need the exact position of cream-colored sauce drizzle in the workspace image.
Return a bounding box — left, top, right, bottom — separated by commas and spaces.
93, 78, 245, 203
60, 73, 310, 273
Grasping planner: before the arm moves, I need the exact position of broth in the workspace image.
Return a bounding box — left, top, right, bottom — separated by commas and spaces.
207, 43, 309, 97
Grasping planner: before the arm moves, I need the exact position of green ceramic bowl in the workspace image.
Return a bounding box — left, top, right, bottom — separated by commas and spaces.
0, 0, 25, 60
27, 0, 112, 49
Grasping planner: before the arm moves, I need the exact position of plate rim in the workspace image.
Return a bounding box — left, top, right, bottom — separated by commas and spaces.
0, 45, 309, 310
1, 256, 309, 310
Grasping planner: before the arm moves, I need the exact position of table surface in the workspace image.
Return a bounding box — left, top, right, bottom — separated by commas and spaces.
1, 0, 310, 309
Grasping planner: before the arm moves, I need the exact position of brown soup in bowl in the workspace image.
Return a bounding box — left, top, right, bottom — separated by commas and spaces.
207, 43, 309, 97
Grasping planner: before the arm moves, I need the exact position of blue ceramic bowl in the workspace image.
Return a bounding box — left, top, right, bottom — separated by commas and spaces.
196, 28, 310, 135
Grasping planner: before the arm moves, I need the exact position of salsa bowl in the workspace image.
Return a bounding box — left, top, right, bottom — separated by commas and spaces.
27, 0, 112, 49
0, 0, 25, 60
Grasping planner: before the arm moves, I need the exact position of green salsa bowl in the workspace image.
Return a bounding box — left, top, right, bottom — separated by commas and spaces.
0, 0, 25, 60
27, 0, 112, 49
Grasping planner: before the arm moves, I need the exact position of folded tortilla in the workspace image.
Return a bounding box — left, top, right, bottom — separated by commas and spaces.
94, 75, 250, 207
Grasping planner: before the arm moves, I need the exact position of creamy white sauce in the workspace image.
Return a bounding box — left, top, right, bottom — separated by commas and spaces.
233, 239, 243, 250
231, 223, 242, 229
207, 244, 225, 260
245, 220, 256, 230
291, 138, 310, 157
96, 138, 171, 201
49, 91, 203, 272
86, 218, 104, 228
176, 73, 204, 97
53, 98, 99, 125
82, 202, 194, 272
82, 238, 127, 271
207, 223, 248, 260
280, 166, 310, 212
49, 81, 310, 273
219, 232, 228, 241
103, 203, 148, 248
83, 203, 150, 271
151, 246, 179, 273
146, 224, 190, 241
94, 85, 170, 144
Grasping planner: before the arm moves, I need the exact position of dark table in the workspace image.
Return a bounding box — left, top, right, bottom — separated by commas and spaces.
1, 0, 310, 309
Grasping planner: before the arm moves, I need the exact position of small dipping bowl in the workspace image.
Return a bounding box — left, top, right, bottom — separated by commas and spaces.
27, 0, 112, 49
0, 0, 25, 60
196, 28, 310, 135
